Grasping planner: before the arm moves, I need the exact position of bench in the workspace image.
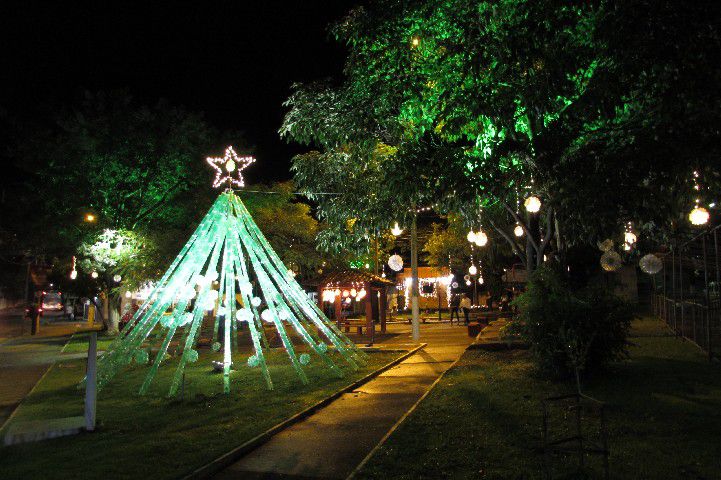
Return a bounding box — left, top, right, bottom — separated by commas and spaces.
339, 318, 372, 335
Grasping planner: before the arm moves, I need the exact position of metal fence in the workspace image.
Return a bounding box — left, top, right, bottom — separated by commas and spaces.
652, 225, 721, 360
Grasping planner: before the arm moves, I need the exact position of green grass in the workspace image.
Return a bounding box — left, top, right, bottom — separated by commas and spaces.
0, 347, 401, 480
356, 318, 721, 479
61, 331, 117, 353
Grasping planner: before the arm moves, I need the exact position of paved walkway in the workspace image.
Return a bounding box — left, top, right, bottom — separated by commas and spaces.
213, 322, 474, 480
0, 316, 93, 428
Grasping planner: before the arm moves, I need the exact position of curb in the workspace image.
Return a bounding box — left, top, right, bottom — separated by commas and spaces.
181, 343, 427, 480
346, 343, 470, 480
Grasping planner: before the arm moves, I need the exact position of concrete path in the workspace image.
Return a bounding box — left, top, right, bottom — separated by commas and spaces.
0, 320, 91, 427
213, 322, 474, 480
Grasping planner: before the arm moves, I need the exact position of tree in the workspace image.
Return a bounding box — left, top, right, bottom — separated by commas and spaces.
12, 91, 234, 330
284, 0, 721, 278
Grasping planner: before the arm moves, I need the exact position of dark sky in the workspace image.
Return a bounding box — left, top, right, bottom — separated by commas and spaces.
1, 1, 357, 182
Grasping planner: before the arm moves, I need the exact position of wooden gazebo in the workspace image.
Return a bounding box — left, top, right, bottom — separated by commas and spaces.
317, 270, 394, 336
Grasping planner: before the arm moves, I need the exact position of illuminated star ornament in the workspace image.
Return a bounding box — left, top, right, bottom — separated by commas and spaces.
207, 146, 255, 189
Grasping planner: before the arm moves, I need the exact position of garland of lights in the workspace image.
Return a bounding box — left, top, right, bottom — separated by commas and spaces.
95, 148, 365, 396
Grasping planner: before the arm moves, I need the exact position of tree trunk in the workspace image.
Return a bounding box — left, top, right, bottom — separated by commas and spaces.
103, 290, 120, 334
411, 212, 420, 341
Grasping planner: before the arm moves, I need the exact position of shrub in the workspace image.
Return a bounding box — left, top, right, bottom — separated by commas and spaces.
509, 264, 633, 381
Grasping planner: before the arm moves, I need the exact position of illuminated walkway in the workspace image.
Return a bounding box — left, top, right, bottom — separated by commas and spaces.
213, 322, 474, 480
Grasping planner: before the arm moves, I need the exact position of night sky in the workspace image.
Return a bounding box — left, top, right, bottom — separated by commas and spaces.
1, 1, 357, 182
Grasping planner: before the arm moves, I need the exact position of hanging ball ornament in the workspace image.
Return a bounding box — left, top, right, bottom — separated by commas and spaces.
639, 254, 663, 275
464, 274, 471, 282
187, 349, 199, 363
600, 250, 623, 272
113, 274, 122, 283
260, 309, 275, 322
689, 206, 710, 226
388, 254, 404, 272
468, 265, 478, 275
451, 281, 459, 289
251, 296, 262, 307
466, 230, 477, 243
514, 224, 524, 237
597, 239, 614, 252
474, 230, 488, 247
212, 341, 221, 352
70, 270, 78, 280
299, 353, 311, 365
478, 276, 484, 285
91, 271, 99, 279
524, 195, 542, 213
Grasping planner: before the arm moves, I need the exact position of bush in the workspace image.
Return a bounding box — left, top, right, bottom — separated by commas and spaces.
509, 264, 633, 381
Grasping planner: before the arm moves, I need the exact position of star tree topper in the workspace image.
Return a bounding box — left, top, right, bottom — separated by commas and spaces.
207, 146, 255, 189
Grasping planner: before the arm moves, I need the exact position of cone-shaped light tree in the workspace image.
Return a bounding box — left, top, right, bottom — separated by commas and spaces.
96, 147, 365, 396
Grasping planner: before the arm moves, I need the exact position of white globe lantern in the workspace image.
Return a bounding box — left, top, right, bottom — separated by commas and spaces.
689, 206, 710, 226
524, 195, 542, 213
514, 224, 524, 237
113, 274, 122, 283
474, 230, 488, 247
466, 230, 477, 243
468, 264, 478, 275
388, 254, 404, 272
91, 271, 99, 279
260, 309, 274, 323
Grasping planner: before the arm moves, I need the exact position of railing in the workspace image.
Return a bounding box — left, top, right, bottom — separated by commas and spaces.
652, 224, 721, 360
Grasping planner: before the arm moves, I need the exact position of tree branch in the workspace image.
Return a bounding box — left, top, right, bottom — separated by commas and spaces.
488, 216, 527, 268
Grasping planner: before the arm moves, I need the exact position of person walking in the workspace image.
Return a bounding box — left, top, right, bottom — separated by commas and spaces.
449, 293, 461, 325
460, 293, 472, 325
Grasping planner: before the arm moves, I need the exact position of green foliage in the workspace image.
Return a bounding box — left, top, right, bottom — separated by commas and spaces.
510, 264, 632, 379
10, 91, 234, 290
239, 182, 330, 278
284, 0, 721, 259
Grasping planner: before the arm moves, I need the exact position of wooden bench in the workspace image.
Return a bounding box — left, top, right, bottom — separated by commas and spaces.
339, 318, 372, 335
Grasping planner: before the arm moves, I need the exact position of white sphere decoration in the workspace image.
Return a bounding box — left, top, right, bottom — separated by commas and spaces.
600, 251, 623, 272
70, 270, 78, 280
91, 271, 99, 279
639, 254, 663, 275
225, 159, 236, 172
478, 276, 484, 285
468, 265, 478, 275
514, 224, 524, 237
466, 230, 477, 243
125, 291, 132, 299
451, 281, 459, 288
113, 274, 122, 283
388, 254, 404, 272
278, 310, 290, 320
689, 206, 710, 226
474, 230, 488, 247
251, 296, 262, 307
238, 281, 253, 295
205, 270, 219, 282
524, 195, 542, 213
465, 280, 472, 286
597, 239, 614, 252
236, 308, 253, 322
624, 231, 637, 245
260, 309, 274, 322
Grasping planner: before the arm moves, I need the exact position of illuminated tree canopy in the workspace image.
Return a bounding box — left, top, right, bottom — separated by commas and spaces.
283, 0, 721, 264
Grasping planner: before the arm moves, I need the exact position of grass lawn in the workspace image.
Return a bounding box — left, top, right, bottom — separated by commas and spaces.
0, 346, 402, 480
356, 318, 721, 479
61, 331, 117, 353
